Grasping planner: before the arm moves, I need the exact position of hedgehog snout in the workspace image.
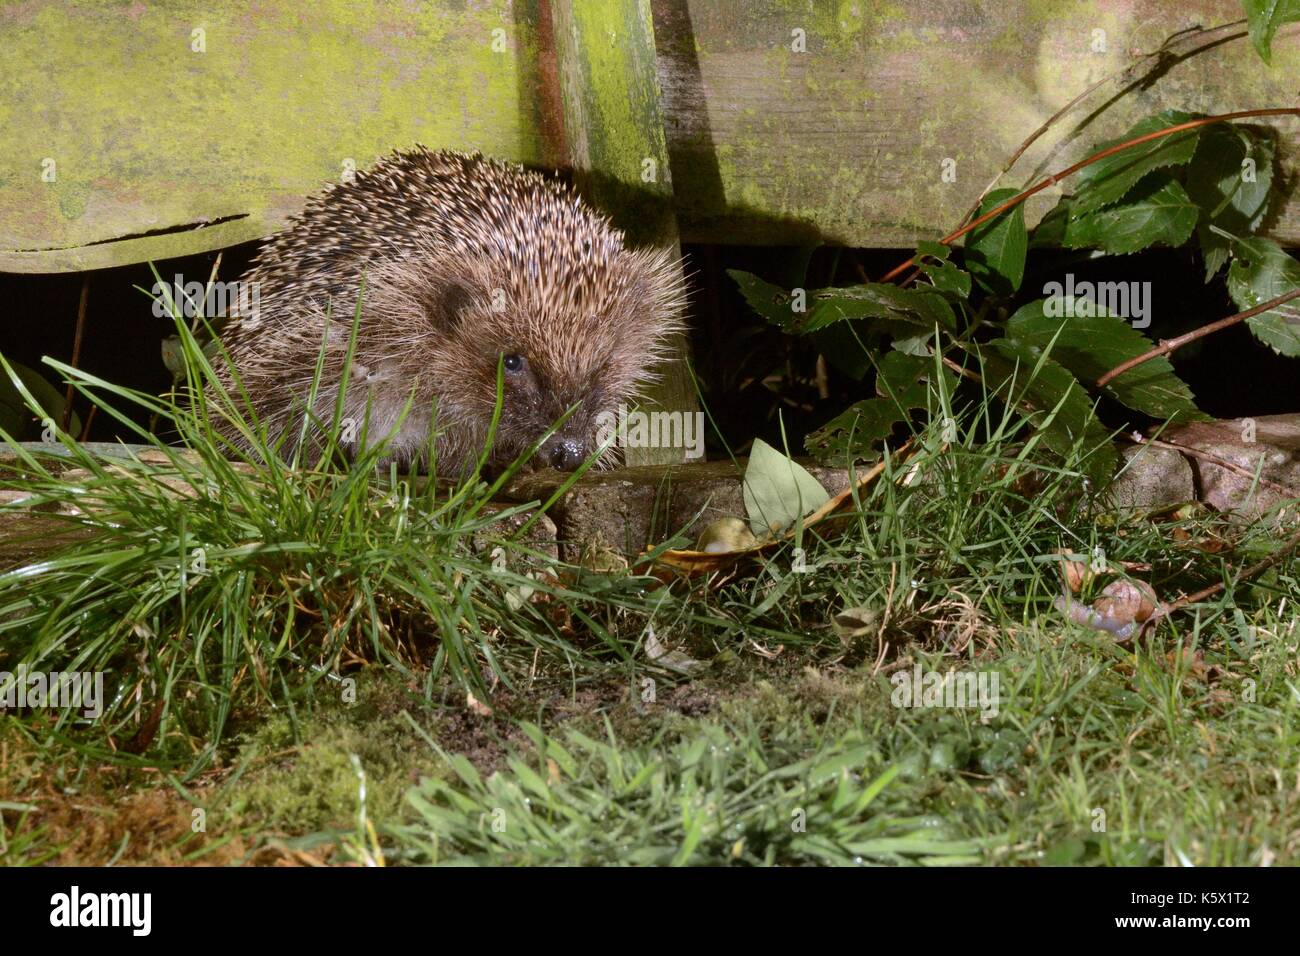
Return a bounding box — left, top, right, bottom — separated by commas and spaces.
532, 405, 599, 470
542, 435, 585, 470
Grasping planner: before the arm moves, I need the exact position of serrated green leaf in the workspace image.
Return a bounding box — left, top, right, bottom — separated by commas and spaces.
1226, 236, 1300, 357
964, 187, 1028, 296
1073, 110, 1200, 214
729, 270, 956, 335
1199, 230, 1233, 281
890, 331, 934, 356
804, 352, 952, 460
1006, 298, 1202, 419
1242, 0, 1300, 64
742, 438, 831, 536
800, 284, 956, 335
875, 351, 942, 405
1028, 196, 1069, 249
1188, 126, 1275, 227
918, 258, 972, 298
1060, 175, 1198, 253
915, 239, 951, 261
1188, 125, 1275, 280
914, 240, 970, 298
728, 269, 799, 326
966, 339, 1117, 485
805, 398, 912, 461
811, 319, 876, 380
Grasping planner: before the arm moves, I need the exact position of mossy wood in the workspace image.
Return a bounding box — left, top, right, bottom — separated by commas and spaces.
2, 0, 1298, 267
548, 0, 695, 465
0, 1, 549, 271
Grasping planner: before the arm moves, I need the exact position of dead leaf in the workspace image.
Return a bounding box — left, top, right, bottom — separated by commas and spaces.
832, 606, 879, 640
695, 516, 758, 554
649, 440, 914, 574
1165, 647, 1225, 684
645, 628, 704, 675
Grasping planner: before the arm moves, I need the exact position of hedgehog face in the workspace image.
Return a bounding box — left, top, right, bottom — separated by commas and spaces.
370, 246, 685, 477
448, 312, 615, 474
492, 351, 596, 470
468, 252, 685, 474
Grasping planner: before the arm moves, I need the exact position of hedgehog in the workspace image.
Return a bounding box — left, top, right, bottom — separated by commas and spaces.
211, 147, 687, 476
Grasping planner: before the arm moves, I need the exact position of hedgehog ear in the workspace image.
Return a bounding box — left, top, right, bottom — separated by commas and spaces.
421, 276, 477, 331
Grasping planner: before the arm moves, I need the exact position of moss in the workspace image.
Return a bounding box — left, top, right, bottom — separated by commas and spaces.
218, 670, 445, 836
0, 722, 242, 865
0, 0, 545, 269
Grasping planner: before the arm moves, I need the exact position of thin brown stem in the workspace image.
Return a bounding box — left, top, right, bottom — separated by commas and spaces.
941, 355, 982, 384
61, 277, 89, 433
1127, 433, 1300, 500
1145, 521, 1300, 630
878, 108, 1300, 284
1097, 287, 1300, 389
958, 21, 1246, 234
77, 403, 98, 443
888, 22, 1249, 293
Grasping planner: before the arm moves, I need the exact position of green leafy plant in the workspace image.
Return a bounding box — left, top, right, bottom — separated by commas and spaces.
729, 106, 1300, 487
1242, 0, 1300, 64
0, 359, 80, 441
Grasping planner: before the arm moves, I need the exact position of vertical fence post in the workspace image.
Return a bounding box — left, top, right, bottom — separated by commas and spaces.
544, 0, 697, 467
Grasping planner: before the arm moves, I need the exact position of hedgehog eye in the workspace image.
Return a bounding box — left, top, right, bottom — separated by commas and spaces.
503, 353, 525, 373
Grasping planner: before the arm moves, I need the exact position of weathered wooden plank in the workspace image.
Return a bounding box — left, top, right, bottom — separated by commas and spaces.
0, 0, 548, 271
548, 0, 697, 466
548, 0, 677, 244
656, 0, 1300, 247
1, 0, 1297, 272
